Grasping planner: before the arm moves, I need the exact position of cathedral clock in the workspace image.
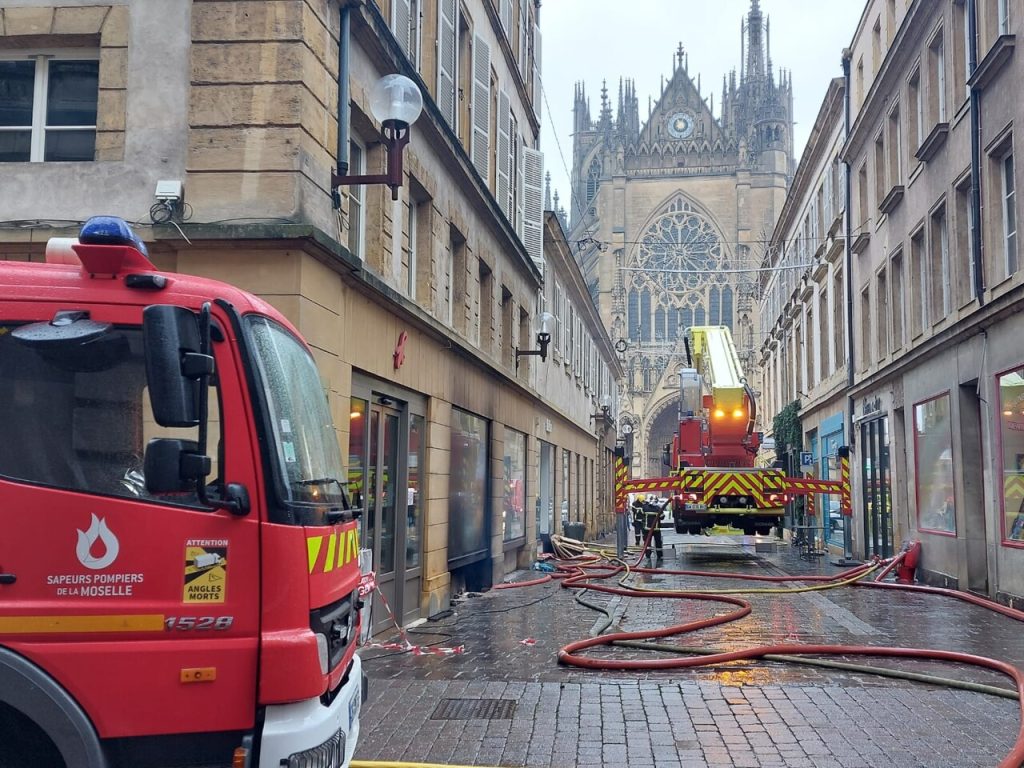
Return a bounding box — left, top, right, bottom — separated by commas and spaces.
666, 110, 695, 139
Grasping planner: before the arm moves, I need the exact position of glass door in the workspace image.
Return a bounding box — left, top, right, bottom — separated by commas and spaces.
349, 396, 422, 635
860, 416, 893, 558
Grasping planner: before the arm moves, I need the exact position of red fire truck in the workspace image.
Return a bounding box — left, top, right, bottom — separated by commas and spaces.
667, 326, 784, 536
0, 217, 365, 767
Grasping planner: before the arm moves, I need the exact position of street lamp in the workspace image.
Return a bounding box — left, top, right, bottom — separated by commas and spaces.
515, 312, 555, 370
590, 394, 614, 432
332, 74, 424, 201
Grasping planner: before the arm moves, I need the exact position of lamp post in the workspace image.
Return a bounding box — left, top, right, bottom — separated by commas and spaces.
515, 312, 555, 371
332, 74, 424, 202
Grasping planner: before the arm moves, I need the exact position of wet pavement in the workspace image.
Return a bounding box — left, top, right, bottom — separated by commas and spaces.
354, 532, 1023, 767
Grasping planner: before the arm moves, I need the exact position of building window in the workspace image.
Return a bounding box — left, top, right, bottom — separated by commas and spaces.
833, 268, 844, 367
858, 162, 870, 231
929, 203, 951, 322
860, 287, 871, 372
999, 0, 1010, 35
1002, 151, 1017, 276
872, 17, 882, 76
910, 227, 927, 337
874, 132, 886, 207
954, 175, 975, 305
502, 428, 526, 541
876, 268, 888, 361
997, 366, 1024, 544
0, 53, 99, 163
953, 0, 969, 105
818, 285, 830, 376
928, 29, 946, 125
586, 157, 601, 206
908, 68, 922, 155
450, 226, 468, 334
887, 104, 901, 185
891, 248, 904, 351
479, 259, 493, 353
347, 139, 366, 259
914, 392, 956, 535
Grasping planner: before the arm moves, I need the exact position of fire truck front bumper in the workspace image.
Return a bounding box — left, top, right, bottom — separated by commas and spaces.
258, 654, 366, 768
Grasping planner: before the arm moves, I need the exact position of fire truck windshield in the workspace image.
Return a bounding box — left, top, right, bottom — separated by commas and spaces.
245, 315, 348, 514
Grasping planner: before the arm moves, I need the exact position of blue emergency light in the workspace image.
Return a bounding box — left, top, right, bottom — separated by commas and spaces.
79, 216, 149, 257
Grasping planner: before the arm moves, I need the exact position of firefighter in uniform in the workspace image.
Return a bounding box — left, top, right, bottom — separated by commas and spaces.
643, 494, 664, 566
630, 496, 646, 546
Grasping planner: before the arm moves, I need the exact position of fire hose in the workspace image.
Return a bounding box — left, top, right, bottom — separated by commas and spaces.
495, 528, 1024, 767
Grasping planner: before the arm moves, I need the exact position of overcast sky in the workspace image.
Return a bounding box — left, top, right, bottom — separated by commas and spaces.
538, 0, 866, 221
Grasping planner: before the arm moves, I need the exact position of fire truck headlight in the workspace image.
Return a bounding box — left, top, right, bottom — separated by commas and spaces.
315, 632, 329, 675
713, 409, 725, 419
732, 409, 745, 419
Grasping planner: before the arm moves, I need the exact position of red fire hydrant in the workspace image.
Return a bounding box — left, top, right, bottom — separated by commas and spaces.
895, 540, 922, 584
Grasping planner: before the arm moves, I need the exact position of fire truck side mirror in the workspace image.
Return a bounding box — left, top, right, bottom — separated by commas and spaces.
143, 305, 211, 428
144, 438, 206, 493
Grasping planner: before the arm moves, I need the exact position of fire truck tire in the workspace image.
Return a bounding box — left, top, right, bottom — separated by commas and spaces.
755, 525, 773, 536
0, 648, 108, 768
674, 520, 686, 534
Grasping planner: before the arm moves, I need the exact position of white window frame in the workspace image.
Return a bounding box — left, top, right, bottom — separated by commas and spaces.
936, 35, 946, 122
0, 49, 100, 163
407, 194, 418, 298
999, 0, 1010, 35
1003, 150, 1017, 275
347, 137, 367, 261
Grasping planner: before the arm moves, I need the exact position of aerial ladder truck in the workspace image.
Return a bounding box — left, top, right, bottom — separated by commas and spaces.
616, 326, 852, 537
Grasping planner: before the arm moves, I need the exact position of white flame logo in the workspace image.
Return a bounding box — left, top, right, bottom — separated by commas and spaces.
76, 514, 120, 570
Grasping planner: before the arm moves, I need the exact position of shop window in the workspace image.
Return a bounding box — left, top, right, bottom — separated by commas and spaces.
561, 448, 571, 527
349, 398, 368, 534
502, 428, 526, 541
997, 367, 1024, 544
913, 392, 956, 535
406, 414, 423, 568
0, 53, 99, 163
448, 408, 489, 564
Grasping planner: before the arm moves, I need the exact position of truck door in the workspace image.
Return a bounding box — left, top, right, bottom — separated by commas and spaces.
0, 302, 261, 742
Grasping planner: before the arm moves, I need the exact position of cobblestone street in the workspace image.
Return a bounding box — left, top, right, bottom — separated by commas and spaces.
356, 535, 1022, 767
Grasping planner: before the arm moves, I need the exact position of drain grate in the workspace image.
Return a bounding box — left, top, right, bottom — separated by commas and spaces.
430, 698, 517, 720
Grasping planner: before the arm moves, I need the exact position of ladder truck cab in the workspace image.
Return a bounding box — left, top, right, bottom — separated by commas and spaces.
668, 326, 784, 536
0, 217, 366, 768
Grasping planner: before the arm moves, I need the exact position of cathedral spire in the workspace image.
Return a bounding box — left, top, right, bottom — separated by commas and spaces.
544, 171, 551, 210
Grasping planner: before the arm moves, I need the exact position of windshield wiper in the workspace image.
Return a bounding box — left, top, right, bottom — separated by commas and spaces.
294, 477, 343, 487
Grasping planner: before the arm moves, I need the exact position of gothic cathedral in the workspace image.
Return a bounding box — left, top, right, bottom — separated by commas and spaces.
566, 1, 794, 477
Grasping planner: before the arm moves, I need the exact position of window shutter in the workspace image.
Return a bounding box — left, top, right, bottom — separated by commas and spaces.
519, 0, 528, 72
471, 35, 490, 180
515, 138, 525, 237
522, 147, 544, 266
532, 24, 542, 121
436, 0, 457, 127
499, 0, 512, 35
393, 0, 412, 56
497, 89, 511, 218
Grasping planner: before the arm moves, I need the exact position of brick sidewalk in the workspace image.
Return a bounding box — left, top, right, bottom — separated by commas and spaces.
355, 534, 1022, 767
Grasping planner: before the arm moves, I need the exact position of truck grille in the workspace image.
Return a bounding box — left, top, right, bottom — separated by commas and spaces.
310, 594, 355, 672
284, 728, 345, 768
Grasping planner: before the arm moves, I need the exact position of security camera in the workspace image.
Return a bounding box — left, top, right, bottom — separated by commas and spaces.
154, 180, 183, 203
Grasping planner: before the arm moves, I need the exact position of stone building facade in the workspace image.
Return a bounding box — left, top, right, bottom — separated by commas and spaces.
567, 0, 793, 478
759, 78, 850, 553
758, 0, 1022, 605
0, 0, 621, 630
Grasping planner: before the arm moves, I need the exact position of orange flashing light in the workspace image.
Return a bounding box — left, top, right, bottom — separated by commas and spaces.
180, 667, 217, 683
233, 747, 250, 768
713, 409, 726, 418
732, 409, 745, 418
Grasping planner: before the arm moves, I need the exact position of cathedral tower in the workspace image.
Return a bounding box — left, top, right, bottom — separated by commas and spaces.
567, 1, 794, 477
